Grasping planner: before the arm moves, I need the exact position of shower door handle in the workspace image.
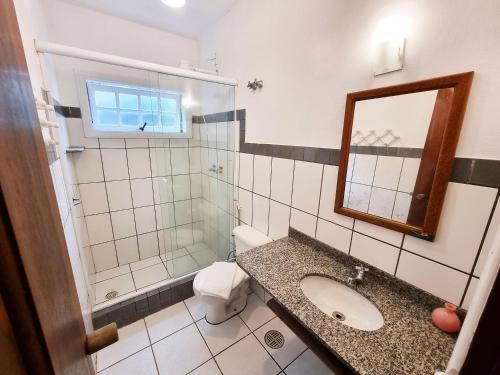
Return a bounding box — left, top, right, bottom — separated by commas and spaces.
85, 322, 119, 354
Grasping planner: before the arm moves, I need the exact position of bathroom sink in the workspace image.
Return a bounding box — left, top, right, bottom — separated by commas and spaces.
300, 275, 384, 331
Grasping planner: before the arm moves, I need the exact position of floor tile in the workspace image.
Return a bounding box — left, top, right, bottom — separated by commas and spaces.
133, 263, 169, 289
284, 349, 333, 375
98, 347, 158, 375
165, 255, 199, 278
215, 334, 280, 375
94, 274, 135, 304
145, 302, 194, 343
96, 320, 150, 371
239, 293, 276, 330
130, 256, 162, 271
94, 265, 131, 283
189, 359, 221, 375
254, 318, 307, 368
196, 316, 250, 355
153, 324, 211, 375
184, 296, 206, 321
191, 249, 218, 268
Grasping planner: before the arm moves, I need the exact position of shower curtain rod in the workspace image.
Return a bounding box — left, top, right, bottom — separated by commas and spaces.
34, 40, 238, 86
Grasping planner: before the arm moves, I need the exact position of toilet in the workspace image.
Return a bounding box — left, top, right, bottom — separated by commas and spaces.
193, 225, 272, 324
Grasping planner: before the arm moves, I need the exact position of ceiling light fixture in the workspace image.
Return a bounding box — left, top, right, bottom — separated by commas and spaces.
161, 0, 186, 8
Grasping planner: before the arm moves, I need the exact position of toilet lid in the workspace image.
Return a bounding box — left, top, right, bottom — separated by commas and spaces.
194, 263, 249, 298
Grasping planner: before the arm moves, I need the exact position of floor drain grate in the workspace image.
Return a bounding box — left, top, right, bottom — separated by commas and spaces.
105, 290, 118, 300
264, 330, 285, 349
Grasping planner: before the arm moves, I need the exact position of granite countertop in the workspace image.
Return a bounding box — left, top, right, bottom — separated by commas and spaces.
236, 229, 458, 375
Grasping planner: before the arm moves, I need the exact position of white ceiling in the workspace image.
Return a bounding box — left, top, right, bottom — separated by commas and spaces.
59, 0, 238, 39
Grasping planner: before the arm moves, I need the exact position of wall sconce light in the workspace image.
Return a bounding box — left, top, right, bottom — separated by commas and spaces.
373, 17, 407, 76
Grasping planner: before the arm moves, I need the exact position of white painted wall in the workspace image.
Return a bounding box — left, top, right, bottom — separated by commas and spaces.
200, 0, 500, 160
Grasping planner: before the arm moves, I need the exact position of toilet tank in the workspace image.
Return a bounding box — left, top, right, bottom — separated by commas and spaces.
232, 225, 272, 255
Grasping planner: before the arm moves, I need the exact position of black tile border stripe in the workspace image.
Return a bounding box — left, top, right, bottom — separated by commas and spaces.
92, 278, 195, 329
194, 109, 500, 189
54, 105, 82, 118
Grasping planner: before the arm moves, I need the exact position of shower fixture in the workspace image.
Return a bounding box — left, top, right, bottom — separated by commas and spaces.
247, 78, 263, 91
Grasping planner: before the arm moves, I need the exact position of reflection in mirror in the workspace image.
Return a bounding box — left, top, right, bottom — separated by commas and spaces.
344, 88, 453, 227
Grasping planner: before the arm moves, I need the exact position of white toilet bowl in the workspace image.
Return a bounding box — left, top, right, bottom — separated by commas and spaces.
192, 225, 272, 324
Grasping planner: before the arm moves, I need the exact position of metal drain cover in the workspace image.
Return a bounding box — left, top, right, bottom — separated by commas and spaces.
264, 330, 284, 349
105, 290, 118, 300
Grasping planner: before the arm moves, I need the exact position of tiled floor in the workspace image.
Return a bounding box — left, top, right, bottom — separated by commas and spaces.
96, 293, 333, 375
93, 242, 219, 307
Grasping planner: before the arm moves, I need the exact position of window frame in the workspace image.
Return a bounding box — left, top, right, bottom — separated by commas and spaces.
76, 71, 191, 139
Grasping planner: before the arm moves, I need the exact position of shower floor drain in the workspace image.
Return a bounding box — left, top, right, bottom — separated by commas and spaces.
105, 290, 118, 300
264, 330, 284, 349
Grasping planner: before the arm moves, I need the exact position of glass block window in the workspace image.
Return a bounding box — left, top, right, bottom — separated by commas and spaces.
86, 80, 184, 134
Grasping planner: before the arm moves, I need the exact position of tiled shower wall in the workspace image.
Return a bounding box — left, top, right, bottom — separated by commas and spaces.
70, 121, 204, 273
234, 115, 499, 309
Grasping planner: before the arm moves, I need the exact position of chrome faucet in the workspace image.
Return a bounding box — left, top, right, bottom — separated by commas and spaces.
347, 264, 369, 285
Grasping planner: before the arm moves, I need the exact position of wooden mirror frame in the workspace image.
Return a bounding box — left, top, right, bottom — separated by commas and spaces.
334, 72, 474, 241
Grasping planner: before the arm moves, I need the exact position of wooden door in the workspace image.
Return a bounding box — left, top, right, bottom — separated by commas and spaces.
0, 0, 94, 373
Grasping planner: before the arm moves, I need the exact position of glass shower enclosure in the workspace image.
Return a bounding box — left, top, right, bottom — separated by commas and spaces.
42, 45, 236, 311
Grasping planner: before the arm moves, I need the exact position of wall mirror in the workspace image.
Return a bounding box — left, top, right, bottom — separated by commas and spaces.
335, 72, 474, 241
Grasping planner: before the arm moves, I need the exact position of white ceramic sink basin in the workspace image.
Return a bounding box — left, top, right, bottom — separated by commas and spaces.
300, 275, 384, 331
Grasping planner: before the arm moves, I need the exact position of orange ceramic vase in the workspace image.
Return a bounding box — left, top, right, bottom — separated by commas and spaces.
432, 303, 461, 333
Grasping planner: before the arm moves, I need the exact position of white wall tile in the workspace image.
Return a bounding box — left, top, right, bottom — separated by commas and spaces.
134, 206, 157, 234
199, 124, 208, 147
396, 251, 468, 304
398, 158, 420, 193
474, 200, 499, 277
318, 165, 354, 229
130, 178, 154, 207
111, 209, 136, 240
74, 149, 104, 183
66, 118, 99, 149
158, 228, 177, 253
176, 224, 194, 248
290, 209, 317, 237
462, 277, 479, 310
79, 182, 109, 215
392, 192, 411, 223
189, 147, 201, 173
91, 241, 117, 272
99, 138, 125, 148
217, 122, 228, 149
346, 153, 355, 181
101, 149, 129, 181
150, 148, 171, 177
208, 149, 218, 177
190, 174, 202, 199
252, 194, 270, 235
155, 203, 175, 229
292, 161, 322, 215
268, 201, 290, 240
253, 155, 271, 197
138, 232, 159, 258
367, 187, 396, 220
350, 233, 399, 274
316, 219, 351, 254
238, 153, 254, 190
86, 213, 114, 245
192, 198, 202, 222
173, 174, 191, 201
170, 148, 190, 175
217, 149, 229, 182
347, 183, 371, 212
174, 200, 192, 226
351, 154, 376, 185
403, 183, 497, 272
373, 156, 403, 190
238, 188, 252, 225
354, 220, 403, 247
127, 149, 152, 179
152, 176, 174, 204
207, 123, 217, 148
149, 139, 170, 148
125, 139, 149, 148
170, 139, 188, 148
190, 123, 201, 147
106, 180, 133, 211
115, 236, 139, 264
